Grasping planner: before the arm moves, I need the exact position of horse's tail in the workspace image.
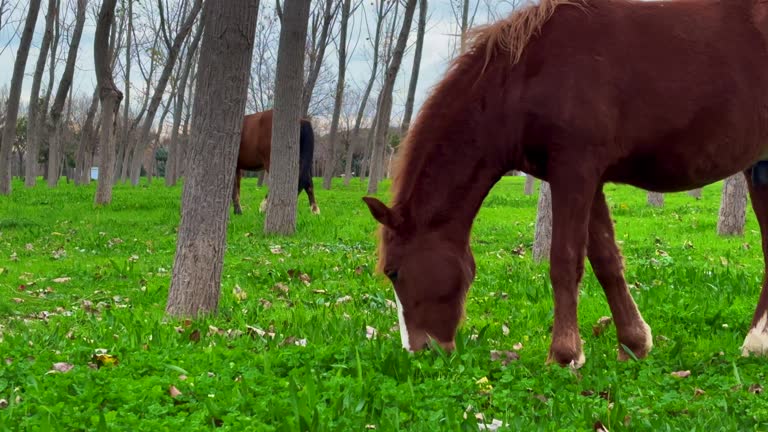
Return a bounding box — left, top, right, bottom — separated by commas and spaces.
298, 119, 315, 189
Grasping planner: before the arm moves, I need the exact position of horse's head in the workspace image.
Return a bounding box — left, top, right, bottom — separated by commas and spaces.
363, 197, 476, 352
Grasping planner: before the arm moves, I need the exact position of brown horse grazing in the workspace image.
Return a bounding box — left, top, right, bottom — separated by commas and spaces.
233, 109, 320, 215
363, 0, 768, 367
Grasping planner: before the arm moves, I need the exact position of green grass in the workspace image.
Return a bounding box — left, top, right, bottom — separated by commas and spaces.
1, 176, 767, 431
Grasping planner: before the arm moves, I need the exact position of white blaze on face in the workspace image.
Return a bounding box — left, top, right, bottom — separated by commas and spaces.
394, 292, 411, 351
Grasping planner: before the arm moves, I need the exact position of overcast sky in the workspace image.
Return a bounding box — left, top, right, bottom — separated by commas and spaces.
0, 1, 517, 127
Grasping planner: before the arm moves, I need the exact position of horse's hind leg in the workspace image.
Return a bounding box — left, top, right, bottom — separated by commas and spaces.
233, 169, 243, 215
588, 188, 652, 360
742, 169, 768, 356
299, 174, 320, 215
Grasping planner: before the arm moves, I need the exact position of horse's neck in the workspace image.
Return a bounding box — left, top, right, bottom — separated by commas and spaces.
395, 129, 507, 236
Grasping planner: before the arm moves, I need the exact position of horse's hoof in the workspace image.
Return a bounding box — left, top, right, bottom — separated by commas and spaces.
546, 340, 585, 369
617, 321, 653, 361
741, 315, 768, 357
311, 205, 320, 215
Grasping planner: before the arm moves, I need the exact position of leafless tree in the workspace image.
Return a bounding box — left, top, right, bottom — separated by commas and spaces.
301, 0, 337, 118
367, 0, 417, 194
129, 0, 202, 186
46, 0, 87, 188
533, 180, 552, 262
166, 0, 259, 317
24, 0, 57, 188
401, 0, 427, 134
93, 0, 124, 204
717, 173, 748, 236
0, 0, 41, 195
263, 0, 312, 235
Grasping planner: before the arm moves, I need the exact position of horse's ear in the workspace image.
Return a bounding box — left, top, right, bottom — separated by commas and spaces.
362, 197, 401, 229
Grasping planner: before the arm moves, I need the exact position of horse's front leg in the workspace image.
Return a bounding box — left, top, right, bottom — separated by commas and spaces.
546, 172, 598, 368
233, 169, 243, 215
742, 169, 768, 356
587, 188, 652, 360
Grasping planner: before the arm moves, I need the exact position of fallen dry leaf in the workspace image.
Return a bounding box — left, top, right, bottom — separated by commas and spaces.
366, 326, 378, 340
336, 295, 352, 304
355, 266, 364, 275
475, 377, 493, 394
179, 375, 188, 381
490, 350, 519, 366
594, 421, 609, 432
671, 370, 691, 379
272, 283, 289, 294
269, 246, 284, 254
0, 399, 7, 409
92, 353, 119, 368
749, 384, 764, 394
502, 324, 510, 336
189, 329, 201, 342
50, 362, 74, 373
312, 289, 327, 294
52, 277, 71, 283
169, 385, 182, 398
259, 299, 272, 309
513, 342, 523, 350
593, 316, 613, 337
233, 285, 247, 302
694, 388, 706, 397
12, 298, 23, 304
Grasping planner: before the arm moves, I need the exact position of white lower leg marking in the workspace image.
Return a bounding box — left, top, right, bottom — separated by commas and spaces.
395, 293, 411, 351
742, 312, 768, 357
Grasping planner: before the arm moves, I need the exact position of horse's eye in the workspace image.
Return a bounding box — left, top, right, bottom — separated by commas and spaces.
386, 270, 399, 282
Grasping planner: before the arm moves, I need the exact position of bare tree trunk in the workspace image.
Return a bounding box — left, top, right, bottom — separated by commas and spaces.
167, 19, 203, 186
263, 0, 311, 235
75, 88, 99, 185
93, 0, 123, 204
524, 174, 535, 195
130, 0, 202, 186
688, 188, 702, 199
116, 0, 132, 184
401, 0, 427, 134
717, 173, 748, 236
177, 62, 197, 179
459, 0, 469, 54
367, 0, 418, 195
47, 0, 87, 188
166, 0, 259, 317
533, 181, 552, 262
647, 191, 664, 207
322, 0, 351, 190
0, 0, 42, 195
25, 0, 56, 188
301, 0, 335, 117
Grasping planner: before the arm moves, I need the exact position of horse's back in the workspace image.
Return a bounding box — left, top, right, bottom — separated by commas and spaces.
237, 110, 274, 171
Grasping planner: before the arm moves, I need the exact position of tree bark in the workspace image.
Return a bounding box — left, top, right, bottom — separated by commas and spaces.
47, 0, 87, 188
367, 0, 418, 195
647, 191, 664, 207
322, 0, 351, 190
130, 0, 202, 186
688, 188, 702, 199
0, 0, 42, 195
93, 0, 124, 204
717, 173, 748, 236
166, 0, 259, 317
75, 88, 99, 185
263, 0, 311, 235
166, 19, 203, 186
533, 180, 552, 262
401, 0, 427, 134
524, 174, 535, 195
25, 0, 56, 188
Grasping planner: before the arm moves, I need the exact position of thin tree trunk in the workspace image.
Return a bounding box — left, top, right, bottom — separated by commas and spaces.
178, 62, 196, 179
524, 174, 535, 195
401, 0, 427, 134
167, 19, 203, 186
688, 188, 702, 199
647, 191, 664, 207
533, 181, 552, 262
717, 173, 748, 236
94, 0, 123, 205
166, 0, 259, 317
0, 0, 42, 195
75, 88, 99, 185
322, 0, 351, 190
117, 0, 132, 184
367, 0, 418, 195
25, 0, 56, 188
263, 0, 311, 235
47, 0, 87, 188
130, 0, 202, 186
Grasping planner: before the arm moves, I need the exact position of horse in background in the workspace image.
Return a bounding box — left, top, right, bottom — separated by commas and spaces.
363, 0, 768, 367
233, 109, 320, 215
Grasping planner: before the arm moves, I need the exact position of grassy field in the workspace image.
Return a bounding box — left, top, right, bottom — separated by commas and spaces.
1, 176, 767, 431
